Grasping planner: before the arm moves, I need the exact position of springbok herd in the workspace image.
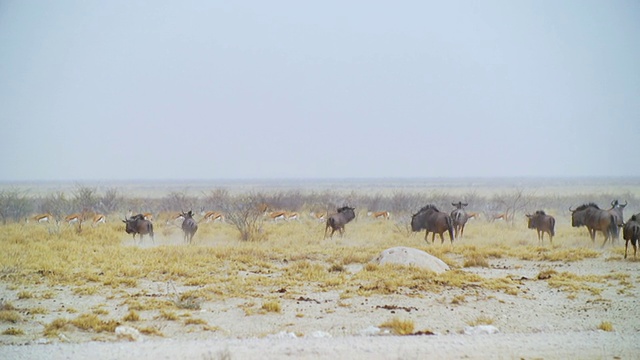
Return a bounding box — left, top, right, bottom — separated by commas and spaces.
27, 199, 640, 259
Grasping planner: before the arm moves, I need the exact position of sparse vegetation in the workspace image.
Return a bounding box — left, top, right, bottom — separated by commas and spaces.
598, 321, 614, 332
0, 183, 638, 346
380, 317, 415, 335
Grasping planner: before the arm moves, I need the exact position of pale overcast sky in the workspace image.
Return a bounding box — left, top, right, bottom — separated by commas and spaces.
1, 1, 638, 181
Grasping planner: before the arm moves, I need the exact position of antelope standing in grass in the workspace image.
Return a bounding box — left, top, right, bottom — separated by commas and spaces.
526, 210, 555, 244
32, 213, 54, 223
411, 205, 455, 245
367, 211, 390, 220
92, 214, 106, 226
181, 210, 198, 244
123, 214, 154, 244
450, 202, 469, 238
324, 206, 356, 239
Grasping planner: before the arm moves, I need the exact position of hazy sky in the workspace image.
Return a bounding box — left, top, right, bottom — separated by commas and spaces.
1, 1, 639, 181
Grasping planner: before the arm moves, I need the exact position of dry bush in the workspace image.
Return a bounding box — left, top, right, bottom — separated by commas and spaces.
467, 315, 494, 326
261, 300, 282, 313
379, 317, 415, 335
597, 321, 614, 332
2, 327, 24, 336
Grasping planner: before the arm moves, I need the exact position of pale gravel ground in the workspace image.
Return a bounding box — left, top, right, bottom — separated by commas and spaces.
0, 331, 636, 360
2, 236, 640, 359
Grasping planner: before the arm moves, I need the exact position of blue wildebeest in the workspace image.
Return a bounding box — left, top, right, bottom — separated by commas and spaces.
411, 205, 455, 245
607, 200, 627, 237
450, 202, 469, 238
181, 210, 198, 244
623, 215, 640, 259
123, 214, 154, 243
324, 206, 356, 239
570, 203, 618, 247
526, 210, 555, 244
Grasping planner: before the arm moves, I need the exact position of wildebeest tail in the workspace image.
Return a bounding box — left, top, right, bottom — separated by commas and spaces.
609, 214, 619, 239
549, 217, 556, 237
447, 216, 455, 243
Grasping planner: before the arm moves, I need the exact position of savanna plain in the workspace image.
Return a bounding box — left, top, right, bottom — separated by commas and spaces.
1, 178, 639, 359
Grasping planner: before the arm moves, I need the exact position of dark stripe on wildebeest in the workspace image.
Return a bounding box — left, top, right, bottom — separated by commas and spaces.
526, 210, 555, 244
411, 205, 455, 245
570, 203, 618, 247
181, 210, 198, 244
324, 206, 356, 239
450, 202, 469, 238
623, 215, 640, 259
123, 214, 154, 244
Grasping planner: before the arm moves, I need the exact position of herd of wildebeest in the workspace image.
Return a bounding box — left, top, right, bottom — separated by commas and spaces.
28, 199, 640, 259
113, 199, 640, 260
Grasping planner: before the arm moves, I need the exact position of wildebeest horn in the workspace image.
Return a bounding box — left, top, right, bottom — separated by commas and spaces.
568, 205, 575, 212
611, 200, 618, 207
623, 200, 628, 207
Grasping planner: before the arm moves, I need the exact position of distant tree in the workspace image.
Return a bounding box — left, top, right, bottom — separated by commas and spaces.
0, 189, 32, 224
161, 191, 197, 212
221, 193, 266, 241
99, 187, 122, 214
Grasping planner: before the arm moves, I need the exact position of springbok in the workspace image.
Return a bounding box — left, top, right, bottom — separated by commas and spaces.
65, 213, 83, 226
285, 212, 299, 221
203, 211, 224, 223
367, 211, 390, 220
310, 211, 327, 222
92, 214, 106, 226
490, 213, 508, 222
267, 211, 288, 222
32, 213, 54, 223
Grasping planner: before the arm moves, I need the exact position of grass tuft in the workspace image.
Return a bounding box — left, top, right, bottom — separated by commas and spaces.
380, 317, 415, 335
598, 321, 614, 332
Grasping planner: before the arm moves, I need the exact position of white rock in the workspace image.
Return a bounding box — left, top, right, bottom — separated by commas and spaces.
463, 325, 500, 335
359, 326, 382, 336
372, 247, 450, 273
268, 331, 297, 339
309, 331, 332, 338
115, 326, 142, 342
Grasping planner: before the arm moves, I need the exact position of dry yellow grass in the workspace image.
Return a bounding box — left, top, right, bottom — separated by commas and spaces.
379, 317, 415, 335
0, 210, 635, 343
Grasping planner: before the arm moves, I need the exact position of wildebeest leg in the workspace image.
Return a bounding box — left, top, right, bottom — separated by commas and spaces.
625, 239, 629, 259
432, 233, 437, 244
439, 233, 445, 244
460, 225, 464, 238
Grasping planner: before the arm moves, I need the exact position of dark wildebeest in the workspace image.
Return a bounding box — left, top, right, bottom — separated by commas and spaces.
181, 210, 198, 244
411, 205, 455, 245
123, 214, 154, 243
623, 215, 640, 259
526, 210, 555, 244
570, 203, 618, 247
450, 202, 469, 238
324, 206, 356, 239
